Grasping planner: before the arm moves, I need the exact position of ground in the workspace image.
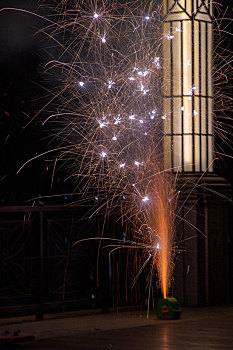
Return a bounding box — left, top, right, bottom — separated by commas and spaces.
0, 306, 233, 349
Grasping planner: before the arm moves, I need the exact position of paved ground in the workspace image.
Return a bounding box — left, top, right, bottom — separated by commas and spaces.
0, 306, 233, 349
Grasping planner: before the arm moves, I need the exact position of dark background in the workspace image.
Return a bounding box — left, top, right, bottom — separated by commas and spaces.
0, 0, 73, 206
0, 0, 233, 206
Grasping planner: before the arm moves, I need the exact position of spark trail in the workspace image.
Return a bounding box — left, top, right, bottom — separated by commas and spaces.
39, 0, 178, 298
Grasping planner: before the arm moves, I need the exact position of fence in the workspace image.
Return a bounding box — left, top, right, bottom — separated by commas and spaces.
0, 205, 100, 320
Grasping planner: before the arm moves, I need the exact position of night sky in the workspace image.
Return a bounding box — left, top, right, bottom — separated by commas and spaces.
0, 0, 74, 205
0, 1, 233, 206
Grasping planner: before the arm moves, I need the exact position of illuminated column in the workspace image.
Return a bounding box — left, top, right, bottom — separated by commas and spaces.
162, 1, 214, 172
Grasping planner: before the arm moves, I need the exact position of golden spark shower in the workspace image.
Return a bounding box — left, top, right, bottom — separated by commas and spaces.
37, 0, 178, 299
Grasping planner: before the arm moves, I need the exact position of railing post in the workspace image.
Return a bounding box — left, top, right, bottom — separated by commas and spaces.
36, 207, 44, 321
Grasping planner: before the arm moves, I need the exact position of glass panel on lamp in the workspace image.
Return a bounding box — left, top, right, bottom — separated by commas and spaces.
194, 135, 201, 172
173, 97, 182, 134
208, 136, 214, 172
173, 135, 182, 169
184, 135, 193, 172
201, 135, 207, 171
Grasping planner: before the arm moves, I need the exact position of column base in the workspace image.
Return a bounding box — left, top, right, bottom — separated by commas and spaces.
173, 173, 232, 306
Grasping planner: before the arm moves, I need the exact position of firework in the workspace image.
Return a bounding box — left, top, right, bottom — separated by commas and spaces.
37, 0, 179, 299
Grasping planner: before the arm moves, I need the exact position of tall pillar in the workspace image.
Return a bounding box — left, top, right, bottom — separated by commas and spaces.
162, 0, 214, 172
161, 1, 232, 305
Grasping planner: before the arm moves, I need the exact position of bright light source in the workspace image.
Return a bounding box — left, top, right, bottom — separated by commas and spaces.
107, 80, 114, 89
100, 151, 107, 158
98, 120, 108, 128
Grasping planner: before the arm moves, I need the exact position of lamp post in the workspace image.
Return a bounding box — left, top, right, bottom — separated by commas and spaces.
162, 0, 214, 173
161, 1, 231, 306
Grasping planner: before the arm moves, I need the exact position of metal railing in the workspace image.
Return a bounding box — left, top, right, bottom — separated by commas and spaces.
0, 205, 100, 320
